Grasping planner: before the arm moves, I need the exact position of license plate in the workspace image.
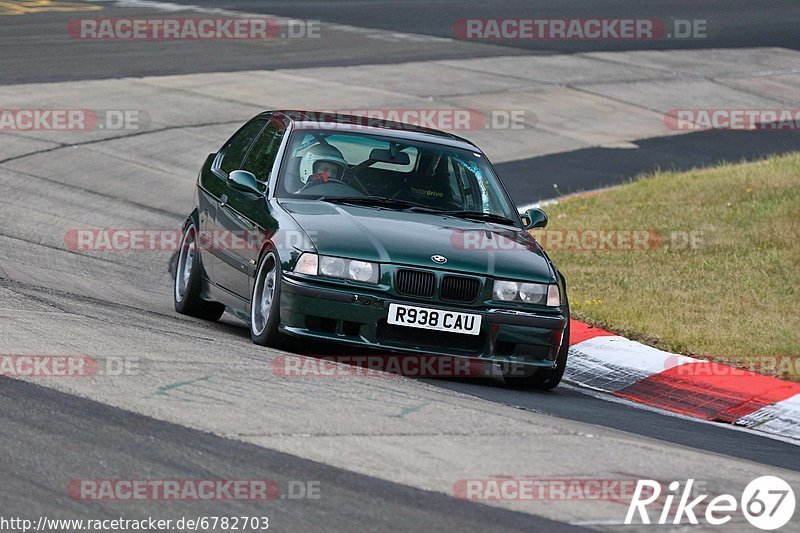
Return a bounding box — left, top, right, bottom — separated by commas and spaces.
387, 303, 481, 335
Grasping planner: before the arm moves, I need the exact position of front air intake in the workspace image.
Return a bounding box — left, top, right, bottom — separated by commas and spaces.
394, 269, 436, 298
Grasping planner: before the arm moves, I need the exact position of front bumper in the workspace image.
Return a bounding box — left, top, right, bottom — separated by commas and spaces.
279, 275, 568, 368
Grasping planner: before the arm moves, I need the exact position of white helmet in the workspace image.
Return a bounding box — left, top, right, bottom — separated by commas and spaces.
299, 144, 348, 182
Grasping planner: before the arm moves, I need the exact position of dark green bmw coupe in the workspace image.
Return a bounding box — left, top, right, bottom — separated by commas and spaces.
174, 111, 570, 389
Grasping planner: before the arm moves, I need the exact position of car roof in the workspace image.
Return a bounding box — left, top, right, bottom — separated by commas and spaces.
263, 110, 482, 152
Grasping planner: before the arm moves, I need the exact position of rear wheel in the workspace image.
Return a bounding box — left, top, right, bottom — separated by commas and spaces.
174, 222, 226, 321
250, 250, 287, 347
503, 314, 570, 390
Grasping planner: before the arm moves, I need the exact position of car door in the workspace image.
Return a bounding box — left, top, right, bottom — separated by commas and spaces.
196, 152, 224, 282
214, 115, 286, 299
207, 117, 268, 296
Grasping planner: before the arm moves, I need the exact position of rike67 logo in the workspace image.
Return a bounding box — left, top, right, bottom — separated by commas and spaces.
626, 477, 795, 530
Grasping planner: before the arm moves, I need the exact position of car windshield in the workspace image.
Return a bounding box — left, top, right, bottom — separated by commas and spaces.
277, 129, 519, 224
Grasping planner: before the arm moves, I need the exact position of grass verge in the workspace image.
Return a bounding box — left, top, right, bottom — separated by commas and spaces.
532, 153, 800, 380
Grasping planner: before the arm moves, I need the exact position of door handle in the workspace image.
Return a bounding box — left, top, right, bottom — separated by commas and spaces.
219, 194, 228, 207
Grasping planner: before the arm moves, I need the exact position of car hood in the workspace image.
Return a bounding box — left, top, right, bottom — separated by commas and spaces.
280, 200, 555, 282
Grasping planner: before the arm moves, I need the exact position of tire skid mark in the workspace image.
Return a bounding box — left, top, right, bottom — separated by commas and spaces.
1, 166, 185, 221
0, 277, 230, 342
0, 119, 243, 166
0, 230, 121, 266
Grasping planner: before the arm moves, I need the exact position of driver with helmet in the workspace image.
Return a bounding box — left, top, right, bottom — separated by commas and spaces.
300, 144, 348, 185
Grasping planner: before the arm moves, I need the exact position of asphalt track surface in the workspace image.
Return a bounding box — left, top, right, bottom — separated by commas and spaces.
176, 0, 800, 52
0, 377, 575, 532
499, 128, 800, 202
4, 1, 800, 200
5, 1, 800, 81
1, 1, 800, 531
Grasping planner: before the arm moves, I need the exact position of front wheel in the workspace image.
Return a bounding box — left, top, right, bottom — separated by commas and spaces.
174, 222, 226, 321
250, 250, 287, 347
503, 315, 570, 390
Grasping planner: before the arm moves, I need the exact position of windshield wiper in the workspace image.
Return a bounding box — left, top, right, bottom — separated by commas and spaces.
440, 210, 517, 226
320, 196, 444, 213
320, 195, 405, 206
319, 197, 516, 224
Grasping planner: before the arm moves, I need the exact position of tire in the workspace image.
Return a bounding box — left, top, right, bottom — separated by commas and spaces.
503, 312, 570, 390
174, 222, 226, 321
250, 250, 287, 347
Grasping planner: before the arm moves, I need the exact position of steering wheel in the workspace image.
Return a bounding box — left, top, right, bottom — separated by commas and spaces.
299, 171, 370, 196
298, 177, 350, 193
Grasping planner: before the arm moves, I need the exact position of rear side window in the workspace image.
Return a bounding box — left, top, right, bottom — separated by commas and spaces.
219, 119, 266, 175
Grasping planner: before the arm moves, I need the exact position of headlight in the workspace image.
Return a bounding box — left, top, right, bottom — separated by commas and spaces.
348, 260, 376, 282
519, 282, 548, 303
493, 280, 560, 307
320, 256, 346, 277
294, 253, 380, 284
493, 280, 519, 301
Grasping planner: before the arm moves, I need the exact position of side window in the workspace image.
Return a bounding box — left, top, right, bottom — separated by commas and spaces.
219, 119, 266, 175
453, 160, 480, 212
446, 158, 465, 207
240, 118, 286, 182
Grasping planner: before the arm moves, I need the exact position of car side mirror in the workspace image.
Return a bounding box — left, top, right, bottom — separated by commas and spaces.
228, 170, 263, 196
520, 207, 548, 230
